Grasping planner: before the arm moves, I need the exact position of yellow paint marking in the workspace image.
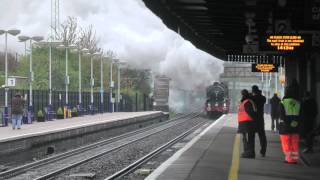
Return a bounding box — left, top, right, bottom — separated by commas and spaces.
228, 134, 240, 180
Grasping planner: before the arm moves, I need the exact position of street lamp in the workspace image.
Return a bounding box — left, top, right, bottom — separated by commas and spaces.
86, 51, 98, 114
0, 29, 21, 126
116, 61, 126, 112
93, 52, 104, 113
35, 40, 62, 120
72, 47, 89, 115
18, 35, 43, 123
57, 43, 76, 113
110, 59, 119, 112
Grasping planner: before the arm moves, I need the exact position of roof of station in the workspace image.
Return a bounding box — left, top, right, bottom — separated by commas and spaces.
142, 0, 319, 60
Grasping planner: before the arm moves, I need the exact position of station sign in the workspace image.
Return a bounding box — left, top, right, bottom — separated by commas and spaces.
267, 35, 304, 51
252, 63, 278, 73
8, 78, 16, 87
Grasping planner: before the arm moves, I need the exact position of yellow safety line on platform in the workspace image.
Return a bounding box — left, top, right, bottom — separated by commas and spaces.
228, 134, 240, 180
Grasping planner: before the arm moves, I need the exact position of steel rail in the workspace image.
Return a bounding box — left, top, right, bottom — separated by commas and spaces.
1, 113, 199, 180
0, 113, 195, 179
105, 120, 209, 180
33, 113, 200, 180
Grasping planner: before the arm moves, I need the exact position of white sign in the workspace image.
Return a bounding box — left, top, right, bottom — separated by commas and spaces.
275, 20, 291, 34
8, 78, 16, 87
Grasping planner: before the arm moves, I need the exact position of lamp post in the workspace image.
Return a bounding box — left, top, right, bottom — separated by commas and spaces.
116, 61, 126, 112
18, 35, 43, 123
86, 52, 98, 114
0, 29, 21, 126
58, 44, 76, 114
110, 59, 119, 112
35, 40, 62, 120
100, 55, 104, 113
94, 52, 104, 113
72, 47, 89, 115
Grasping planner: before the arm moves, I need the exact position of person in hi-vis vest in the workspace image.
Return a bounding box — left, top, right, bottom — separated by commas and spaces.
238, 89, 257, 158
279, 87, 301, 164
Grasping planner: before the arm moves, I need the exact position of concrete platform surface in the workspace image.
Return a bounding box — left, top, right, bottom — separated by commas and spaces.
0, 111, 162, 143
146, 114, 320, 180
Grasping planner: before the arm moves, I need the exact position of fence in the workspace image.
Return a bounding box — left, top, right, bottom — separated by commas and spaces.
0, 89, 153, 123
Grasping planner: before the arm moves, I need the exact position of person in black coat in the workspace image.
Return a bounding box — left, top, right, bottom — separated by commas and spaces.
238, 89, 257, 158
251, 85, 267, 157
301, 91, 318, 153
270, 93, 281, 131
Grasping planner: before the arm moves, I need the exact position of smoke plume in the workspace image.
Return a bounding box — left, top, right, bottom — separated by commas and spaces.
0, 0, 224, 112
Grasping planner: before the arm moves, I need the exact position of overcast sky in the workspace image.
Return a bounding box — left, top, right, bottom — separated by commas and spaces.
0, 0, 223, 111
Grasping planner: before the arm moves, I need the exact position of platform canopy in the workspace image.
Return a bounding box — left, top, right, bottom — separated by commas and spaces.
142, 0, 319, 60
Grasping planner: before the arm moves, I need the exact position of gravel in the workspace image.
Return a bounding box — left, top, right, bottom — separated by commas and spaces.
55, 116, 210, 180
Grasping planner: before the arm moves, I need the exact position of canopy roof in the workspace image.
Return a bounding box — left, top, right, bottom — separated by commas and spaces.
143, 0, 318, 60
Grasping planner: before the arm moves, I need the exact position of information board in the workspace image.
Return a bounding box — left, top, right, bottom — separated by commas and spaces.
267, 35, 304, 51
252, 63, 278, 73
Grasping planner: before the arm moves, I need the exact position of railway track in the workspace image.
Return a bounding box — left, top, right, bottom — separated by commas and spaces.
104, 118, 208, 180
0, 113, 199, 180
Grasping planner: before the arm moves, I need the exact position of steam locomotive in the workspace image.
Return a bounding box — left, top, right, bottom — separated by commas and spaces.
205, 82, 229, 118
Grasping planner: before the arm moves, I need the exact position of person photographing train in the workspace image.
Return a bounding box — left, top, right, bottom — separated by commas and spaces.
238, 89, 257, 158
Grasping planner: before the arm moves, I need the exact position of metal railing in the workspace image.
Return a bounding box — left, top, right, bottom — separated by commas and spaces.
0, 89, 153, 125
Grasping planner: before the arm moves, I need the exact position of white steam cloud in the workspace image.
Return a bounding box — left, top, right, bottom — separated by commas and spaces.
0, 0, 223, 112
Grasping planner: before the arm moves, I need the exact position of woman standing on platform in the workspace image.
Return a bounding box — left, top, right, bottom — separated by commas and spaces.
238, 89, 257, 158
279, 86, 301, 164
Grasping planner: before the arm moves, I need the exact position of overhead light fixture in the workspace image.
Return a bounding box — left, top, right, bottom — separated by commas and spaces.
245, 34, 254, 44
244, 0, 256, 6
278, 0, 287, 7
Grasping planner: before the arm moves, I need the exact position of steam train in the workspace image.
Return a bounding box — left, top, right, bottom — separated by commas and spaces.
205, 82, 230, 118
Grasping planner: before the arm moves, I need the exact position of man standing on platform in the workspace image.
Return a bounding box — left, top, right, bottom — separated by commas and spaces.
251, 85, 267, 157
270, 93, 281, 131
11, 93, 25, 130
301, 91, 318, 153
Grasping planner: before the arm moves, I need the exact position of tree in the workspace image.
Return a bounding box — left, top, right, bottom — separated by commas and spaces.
79, 25, 101, 53
56, 16, 79, 45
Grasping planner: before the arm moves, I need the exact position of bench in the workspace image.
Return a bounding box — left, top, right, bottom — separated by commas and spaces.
44, 107, 56, 120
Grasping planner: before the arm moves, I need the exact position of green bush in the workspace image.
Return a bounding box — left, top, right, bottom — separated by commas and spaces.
37, 110, 44, 117
71, 107, 78, 117
57, 107, 63, 115
37, 110, 45, 122
71, 107, 78, 113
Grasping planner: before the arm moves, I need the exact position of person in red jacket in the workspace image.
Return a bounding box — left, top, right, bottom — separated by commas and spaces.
238, 89, 257, 158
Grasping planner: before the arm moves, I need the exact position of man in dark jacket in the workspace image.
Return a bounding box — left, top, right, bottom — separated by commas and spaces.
11, 93, 25, 130
238, 89, 257, 158
270, 93, 281, 131
251, 85, 267, 157
301, 91, 318, 153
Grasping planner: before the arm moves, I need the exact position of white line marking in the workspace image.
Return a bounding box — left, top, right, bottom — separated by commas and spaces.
145, 115, 226, 180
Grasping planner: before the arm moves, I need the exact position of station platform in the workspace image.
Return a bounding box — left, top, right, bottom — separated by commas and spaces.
0, 111, 166, 156
147, 114, 320, 180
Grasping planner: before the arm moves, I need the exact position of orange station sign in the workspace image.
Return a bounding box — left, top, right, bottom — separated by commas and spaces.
267, 35, 304, 51
252, 63, 278, 73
